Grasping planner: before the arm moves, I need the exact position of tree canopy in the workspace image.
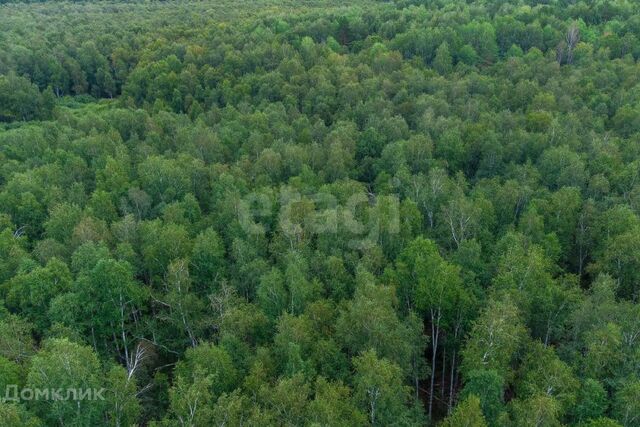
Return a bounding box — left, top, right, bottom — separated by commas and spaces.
2, 0, 640, 425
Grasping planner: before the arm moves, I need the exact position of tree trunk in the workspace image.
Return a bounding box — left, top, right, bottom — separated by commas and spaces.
429, 308, 441, 420
448, 349, 456, 412
441, 346, 446, 400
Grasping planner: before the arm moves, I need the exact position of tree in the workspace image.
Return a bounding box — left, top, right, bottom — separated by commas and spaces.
493, 232, 578, 345
140, 221, 192, 282
26, 339, 107, 426
592, 226, 640, 299
174, 343, 238, 400
307, 378, 366, 426
208, 391, 262, 426
459, 370, 504, 424
153, 259, 207, 350
613, 380, 640, 427
190, 228, 225, 294
258, 374, 310, 426
440, 395, 487, 427
0, 313, 34, 362
49, 258, 144, 363
460, 21, 498, 64
537, 147, 587, 190
396, 237, 466, 418
0, 73, 49, 122
0, 403, 41, 427
352, 350, 416, 426
106, 365, 142, 427
6, 258, 72, 333
458, 45, 479, 66
573, 378, 609, 424
0, 356, 21, 398
137, 156, 191, 205
461, 296, 526, 382
163, 370, 214, 426
515, 341, 579, 417
440, 193, 481, 250
336, 275, 425, 378
256, 267, 288, 319
434, 42, 453, 75
508, 395, 561, 427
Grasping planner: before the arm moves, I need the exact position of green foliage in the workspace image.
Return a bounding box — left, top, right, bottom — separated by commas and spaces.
516, 341, 579, 416
173, 342, 238, 399
613, 381, 640, 427
460, 370, 504, 424
308, 377, 367, 426
434, 42, 453, 75
573, 379, 609, 424
440, 395, 487, 427
26, 339, 107, 426
2, 0, 640, 424
0, 73, 52, 122
461, 296, 527, 381
0, 403, 41, 427
352, 349, 416, 426
105, 365, 141, 427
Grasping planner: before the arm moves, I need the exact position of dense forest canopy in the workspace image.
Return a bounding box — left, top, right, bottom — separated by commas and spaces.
2, 0, 640, 425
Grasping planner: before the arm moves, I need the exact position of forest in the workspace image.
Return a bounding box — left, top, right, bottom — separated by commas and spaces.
1, 0, 640, 425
